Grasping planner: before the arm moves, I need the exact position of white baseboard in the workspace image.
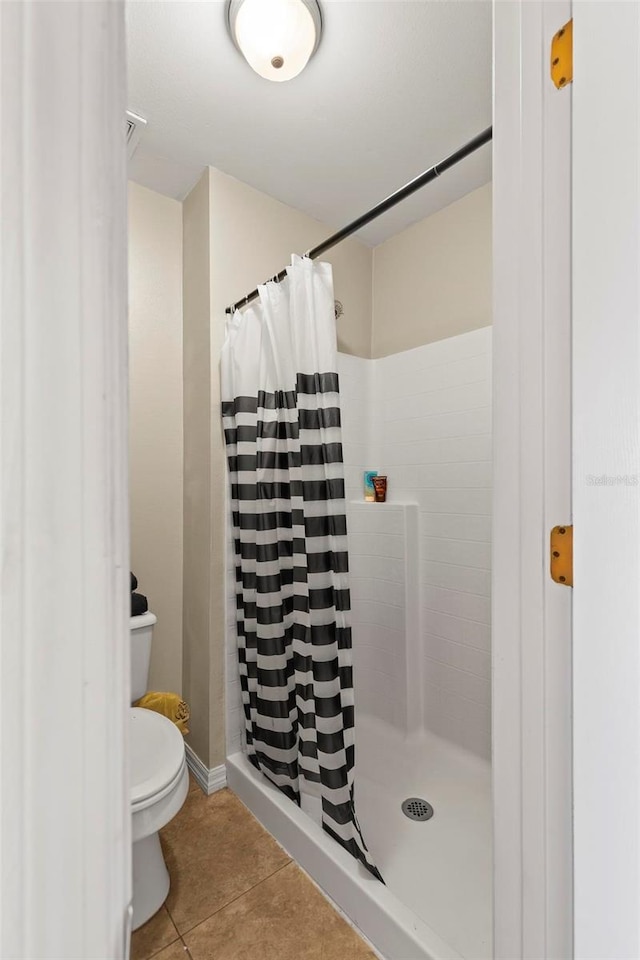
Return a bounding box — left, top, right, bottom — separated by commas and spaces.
185, 743, 227, 796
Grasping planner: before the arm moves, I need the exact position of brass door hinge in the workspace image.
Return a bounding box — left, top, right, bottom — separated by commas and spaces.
551, 19, 573, 89
550, 525, 573, 586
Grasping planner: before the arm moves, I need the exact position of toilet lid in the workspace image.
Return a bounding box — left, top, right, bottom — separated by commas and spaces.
130, 707, 186, 806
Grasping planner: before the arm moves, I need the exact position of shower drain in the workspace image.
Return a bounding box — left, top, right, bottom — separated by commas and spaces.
401, 797, 434, 822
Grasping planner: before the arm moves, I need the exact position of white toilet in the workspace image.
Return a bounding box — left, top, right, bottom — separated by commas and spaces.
130, 612, 189, 930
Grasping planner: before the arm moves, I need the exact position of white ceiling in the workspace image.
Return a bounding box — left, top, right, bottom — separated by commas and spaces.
126, 0, 492, 246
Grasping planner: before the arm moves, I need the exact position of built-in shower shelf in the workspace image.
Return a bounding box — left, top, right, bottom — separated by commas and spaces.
348, 500, 419, 507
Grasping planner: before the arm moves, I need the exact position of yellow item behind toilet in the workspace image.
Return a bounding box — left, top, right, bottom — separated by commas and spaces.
134, 691, 190, 736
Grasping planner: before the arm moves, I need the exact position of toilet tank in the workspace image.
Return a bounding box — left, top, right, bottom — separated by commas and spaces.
130, 612, 157, 703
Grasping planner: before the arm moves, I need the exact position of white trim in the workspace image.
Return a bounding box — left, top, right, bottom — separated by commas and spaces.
493, 2, 573, 957
0, 2, 130, 958
185, 744, 227, 795
572, 3, 640, 956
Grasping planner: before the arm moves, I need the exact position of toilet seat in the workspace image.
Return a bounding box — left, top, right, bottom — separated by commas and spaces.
130, 707, 186, 811
130, 707, 189, 917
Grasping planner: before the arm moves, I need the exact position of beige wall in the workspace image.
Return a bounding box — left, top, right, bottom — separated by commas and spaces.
372, 183, 492, 357
209, 168, 373, 357
182, 170, 219, 765
128, 182, 183, 693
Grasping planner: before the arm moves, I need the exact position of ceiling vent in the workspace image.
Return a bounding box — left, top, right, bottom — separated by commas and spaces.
126, 111, 147, 159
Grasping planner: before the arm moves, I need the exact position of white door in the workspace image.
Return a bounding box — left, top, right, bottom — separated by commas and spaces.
573, 3, 640, 957
0, 2, 131, 958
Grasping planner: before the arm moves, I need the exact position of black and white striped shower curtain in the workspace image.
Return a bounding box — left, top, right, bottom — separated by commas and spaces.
221, 255, 380, 880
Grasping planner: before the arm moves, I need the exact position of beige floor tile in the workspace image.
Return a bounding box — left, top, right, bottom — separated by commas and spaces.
188, 773, 199, 793
161, 787, 291, 934
183, 862, 378, 960
149, 941, 192, 960
131, 906, 180, 960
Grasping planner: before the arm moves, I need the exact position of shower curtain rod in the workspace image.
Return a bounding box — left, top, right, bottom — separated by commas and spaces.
225, 125, 493, 315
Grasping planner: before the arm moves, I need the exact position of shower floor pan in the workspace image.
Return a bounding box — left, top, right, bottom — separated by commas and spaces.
226, 721, 491, 960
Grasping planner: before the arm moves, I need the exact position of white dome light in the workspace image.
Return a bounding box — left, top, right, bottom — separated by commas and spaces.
227, 0, 322, 82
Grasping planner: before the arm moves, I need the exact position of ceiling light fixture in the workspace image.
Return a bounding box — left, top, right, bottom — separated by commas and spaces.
227, 0, 322, 83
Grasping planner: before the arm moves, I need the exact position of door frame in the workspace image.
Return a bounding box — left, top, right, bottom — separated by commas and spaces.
0, 2, 131, 957
493, 2, 573, 956
5, 1, 637, 956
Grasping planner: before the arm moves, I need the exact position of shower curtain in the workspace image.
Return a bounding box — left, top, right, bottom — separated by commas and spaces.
221, 255, 380, 880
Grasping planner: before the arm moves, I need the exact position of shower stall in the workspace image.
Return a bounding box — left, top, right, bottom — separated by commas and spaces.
226, 323, 492, 959
223, 131, 493, 960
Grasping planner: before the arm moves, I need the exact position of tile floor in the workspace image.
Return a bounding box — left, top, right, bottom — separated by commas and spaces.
131, 777, 378, 960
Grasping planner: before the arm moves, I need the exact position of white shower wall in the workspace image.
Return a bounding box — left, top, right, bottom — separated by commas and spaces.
340, 326, 492, 760
347, 501, 421, 734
